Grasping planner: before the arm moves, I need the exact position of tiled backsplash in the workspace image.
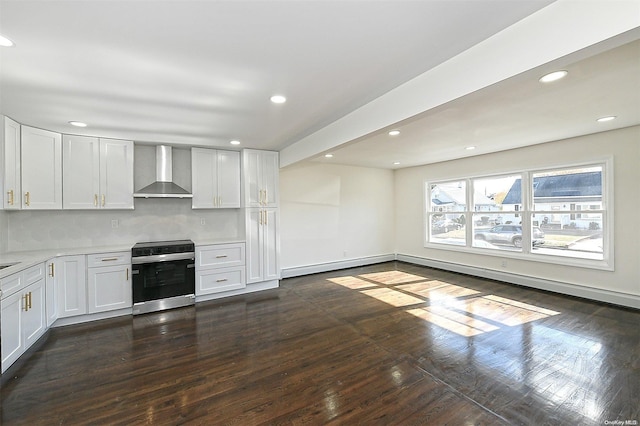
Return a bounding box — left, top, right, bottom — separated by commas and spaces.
4, 198, 242, 252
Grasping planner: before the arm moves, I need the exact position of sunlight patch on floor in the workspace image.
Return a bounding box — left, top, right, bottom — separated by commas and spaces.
358, 271, 428, 285
453, 295, 561, 326
326, 270, 561, 337
406, 306, 500, 337
396, 281, 481, 300
328, 276, 379, 290
361, 287, 425, 307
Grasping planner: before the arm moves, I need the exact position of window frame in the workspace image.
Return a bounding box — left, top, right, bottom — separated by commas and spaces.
423, 158, 613, 271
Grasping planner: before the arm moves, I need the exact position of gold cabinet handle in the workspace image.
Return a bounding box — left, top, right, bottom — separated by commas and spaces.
28, 291, 32, 310
94, 194, 98, 207
23, 294, 28, 311
49, 263, 55, 277
25, 191, 30, 206
102, 194, 105, 207
126, 268, 129, 281
7, 190, 14, 206
216, 278, 228, 282
101, 257, 119, 262
264, 210, 268, 226
218, 196, 222, 207
264, 189, 267, 205
215, 255, 228, 258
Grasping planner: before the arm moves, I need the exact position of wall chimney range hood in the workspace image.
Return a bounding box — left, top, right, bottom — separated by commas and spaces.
133, 146, 192, 198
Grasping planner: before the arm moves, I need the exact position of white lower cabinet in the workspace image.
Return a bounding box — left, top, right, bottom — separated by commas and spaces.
48, 255, 87, 321
1, 264, 46, 373
87, 252, 131, 313
196, 243, 246, 296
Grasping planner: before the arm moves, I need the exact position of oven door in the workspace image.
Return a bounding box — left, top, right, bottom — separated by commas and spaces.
132, 258, 195, 304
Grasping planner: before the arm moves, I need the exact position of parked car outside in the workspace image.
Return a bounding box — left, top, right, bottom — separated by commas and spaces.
474, 225, 544, 248
432, 219, 463, 234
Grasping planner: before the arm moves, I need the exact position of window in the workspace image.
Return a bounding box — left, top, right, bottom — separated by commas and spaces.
425, 162, 611, 269
427, 181, 466, 246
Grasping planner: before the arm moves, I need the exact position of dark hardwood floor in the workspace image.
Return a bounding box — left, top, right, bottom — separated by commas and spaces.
1, 261, 638, 425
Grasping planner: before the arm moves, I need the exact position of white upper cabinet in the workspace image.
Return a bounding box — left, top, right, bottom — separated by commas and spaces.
242, 149, 279, 208
21, 125, 62, 210
2, 116, 21, 210
191, 148, 240, 209
63, 136, 134, 209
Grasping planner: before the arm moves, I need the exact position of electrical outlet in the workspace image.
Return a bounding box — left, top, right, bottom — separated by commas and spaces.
111, 219, 119, 228
200, 218, 206, 225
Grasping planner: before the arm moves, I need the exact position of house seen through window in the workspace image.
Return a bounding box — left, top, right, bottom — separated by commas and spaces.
426, 165, 607, 265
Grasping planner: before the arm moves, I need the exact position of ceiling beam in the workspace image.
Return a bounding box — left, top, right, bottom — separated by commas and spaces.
279, 0, 640, 168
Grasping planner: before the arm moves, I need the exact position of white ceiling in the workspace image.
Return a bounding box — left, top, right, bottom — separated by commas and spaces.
1, 1, 639, 170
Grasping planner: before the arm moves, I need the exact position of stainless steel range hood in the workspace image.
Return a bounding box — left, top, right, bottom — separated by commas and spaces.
133, 146, 192, 198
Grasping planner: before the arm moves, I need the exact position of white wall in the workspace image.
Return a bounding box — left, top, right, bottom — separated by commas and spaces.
395, 126, 640, 302
280, 162, 395, 271
5, 199, 242, 251
0, 210, 7, 253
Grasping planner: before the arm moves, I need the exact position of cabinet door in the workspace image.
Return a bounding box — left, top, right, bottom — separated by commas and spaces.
261, 151, 279, 208
245, 209, 264, 283
45, 261, 58, 327
217, 150, 241, 208
62, 135, 100, 209
56, 255, 87, 318
21, 125, 62, 209
2, 116, 21, 210
1, 290, 24, 372
191, 147, 217, 209
262, 209, 280, 281
22, 279, 46, 348
87, 265, 131, 313
100, 139, 134, 209
242, 150, 262, 207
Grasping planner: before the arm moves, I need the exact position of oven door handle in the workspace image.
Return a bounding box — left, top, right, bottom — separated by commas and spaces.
132, 252, 195, 264
187, 264, 195, 269
131, 269, 140, 275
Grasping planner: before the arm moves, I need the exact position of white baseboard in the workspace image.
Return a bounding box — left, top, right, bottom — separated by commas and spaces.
396, 254, 640, 309
281, 254, 396, 279
196, 280, 279, 303
52, 307, 132, 328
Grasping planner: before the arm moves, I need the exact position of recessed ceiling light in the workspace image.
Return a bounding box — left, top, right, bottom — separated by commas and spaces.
324, 154, 333, 158
596, 116, 616, 123
0, 34, 14, 47
539, 70, 568, 83
465, 146, 476, 150
270, 95, 286, 104
69, 121, 88, 127
393, 162, 400, 165
230, 140, 241, 145
388, 130, 400, 136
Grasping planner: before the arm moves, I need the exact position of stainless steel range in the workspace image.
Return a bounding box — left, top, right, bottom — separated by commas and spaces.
131, 240, 196, 315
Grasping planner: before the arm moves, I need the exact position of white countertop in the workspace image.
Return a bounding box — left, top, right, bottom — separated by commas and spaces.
0, 239, 246, 280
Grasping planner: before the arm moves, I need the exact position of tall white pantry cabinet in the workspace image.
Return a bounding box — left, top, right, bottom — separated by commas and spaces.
242, 150, 280, 285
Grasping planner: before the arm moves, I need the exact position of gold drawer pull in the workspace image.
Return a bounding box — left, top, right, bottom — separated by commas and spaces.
101, 257, 119, 262
216, 278, 228, 282
215, 255, 228, 258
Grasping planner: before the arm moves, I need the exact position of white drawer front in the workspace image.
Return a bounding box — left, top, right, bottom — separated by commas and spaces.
24, 263, 45, 286
197, 243, 245, 269
87, 252, 131, 268
0, 273, 22, 298
197, 267, 245, 295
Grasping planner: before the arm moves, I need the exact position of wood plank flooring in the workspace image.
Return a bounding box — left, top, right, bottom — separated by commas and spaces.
1, 261, 638, 425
